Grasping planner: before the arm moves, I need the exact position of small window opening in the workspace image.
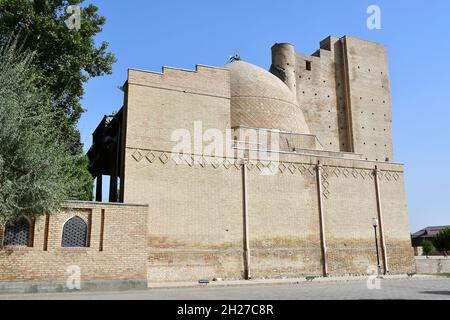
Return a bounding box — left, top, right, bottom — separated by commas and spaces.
4, 217, 32, 247
305, 61, 312, 71
62, 216, 88, 248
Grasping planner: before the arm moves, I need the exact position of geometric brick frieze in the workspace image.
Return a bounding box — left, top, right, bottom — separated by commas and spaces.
128, 148, 403, 181
324, 165, 402, 182
130, 148, 321, 176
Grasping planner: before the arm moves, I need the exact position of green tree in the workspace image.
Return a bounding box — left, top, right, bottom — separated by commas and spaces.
0, 0, 116, 197
0, 40, 88, 223
432, 228, 450, 256
422, 240, 433, 258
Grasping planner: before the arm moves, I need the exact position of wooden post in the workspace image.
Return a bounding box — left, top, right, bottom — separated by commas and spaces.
96, 175, 103, 202
109, 171, 118, 203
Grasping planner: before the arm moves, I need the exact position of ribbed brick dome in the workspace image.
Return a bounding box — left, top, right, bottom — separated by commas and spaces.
224, 60, 310, 134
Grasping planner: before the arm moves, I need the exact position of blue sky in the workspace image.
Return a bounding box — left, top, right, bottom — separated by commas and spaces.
80, 0, 450, 232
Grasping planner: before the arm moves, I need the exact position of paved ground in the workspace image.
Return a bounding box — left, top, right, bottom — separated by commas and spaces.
1, 277, 449, 300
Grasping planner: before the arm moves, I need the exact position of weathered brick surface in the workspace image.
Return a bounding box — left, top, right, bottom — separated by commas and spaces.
124, 147, 414, 282
0, 202, 148, 282
275, 36, 394, 162
247, 164, 323, 278
124, 66, 231, 153
343, 36, 394, 161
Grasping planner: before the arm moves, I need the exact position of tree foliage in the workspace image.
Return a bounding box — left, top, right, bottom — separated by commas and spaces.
422, 240, 433, 257
432, 228, 450, 255
0, 0, 116, 198
0, 40, 89, 223
0, 0, 116, 136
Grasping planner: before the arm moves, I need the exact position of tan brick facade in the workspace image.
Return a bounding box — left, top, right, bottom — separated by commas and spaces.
0, 202, 148, 283
0, 35, 415, 287
116, 35, 415, 283
127, 149, 414, 282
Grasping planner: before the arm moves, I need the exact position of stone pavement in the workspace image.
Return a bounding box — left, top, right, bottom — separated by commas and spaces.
1, 276, 449, 300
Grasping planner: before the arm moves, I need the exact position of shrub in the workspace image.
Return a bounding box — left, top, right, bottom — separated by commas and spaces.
422, 240, 434, 257
432, 228, 450, 256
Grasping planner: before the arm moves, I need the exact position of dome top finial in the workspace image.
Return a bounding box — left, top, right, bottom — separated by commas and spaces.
229, 51, 241, 63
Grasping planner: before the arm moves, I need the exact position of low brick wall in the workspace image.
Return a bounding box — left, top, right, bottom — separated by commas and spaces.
415, 256, 450, 274
0, 201, 148, 289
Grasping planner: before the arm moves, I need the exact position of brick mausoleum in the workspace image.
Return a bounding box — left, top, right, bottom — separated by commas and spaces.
0, 35, 415, 290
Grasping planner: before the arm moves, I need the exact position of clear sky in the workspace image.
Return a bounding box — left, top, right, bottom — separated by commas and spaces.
80, 0, 450, 232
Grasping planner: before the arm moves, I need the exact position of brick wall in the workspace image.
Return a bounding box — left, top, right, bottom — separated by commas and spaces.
247, 161, 323, 278
0, 201, 148, 283
124, 66, 231, 153
0, 160, 415, 284
343, 36, 394, 161
124, 147, 415, 282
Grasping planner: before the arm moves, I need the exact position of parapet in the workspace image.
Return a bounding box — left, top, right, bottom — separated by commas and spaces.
127, 64, 230, 99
